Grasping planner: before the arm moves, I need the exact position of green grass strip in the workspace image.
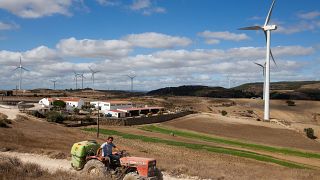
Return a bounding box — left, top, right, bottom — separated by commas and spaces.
140, 125, 320, 159
82, 128, 307, 169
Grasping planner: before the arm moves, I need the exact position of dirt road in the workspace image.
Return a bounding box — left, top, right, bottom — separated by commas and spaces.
0, 151, 203, 180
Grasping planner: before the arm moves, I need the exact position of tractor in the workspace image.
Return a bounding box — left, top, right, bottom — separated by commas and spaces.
71, 140, 162, 180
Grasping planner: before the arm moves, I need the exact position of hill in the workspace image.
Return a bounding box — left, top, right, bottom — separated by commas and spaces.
148, 81, 320, 100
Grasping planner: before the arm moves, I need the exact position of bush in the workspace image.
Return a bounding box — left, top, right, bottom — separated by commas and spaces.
52, 100, 66, 109
0, 114, 11, 128
304, 128, 317, 139
286, 100, 296, 106
46, 111, 65, 123
221, 110, 228, 116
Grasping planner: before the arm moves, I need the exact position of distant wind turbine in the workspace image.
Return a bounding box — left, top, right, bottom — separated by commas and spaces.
239, 0, 278, 121
89, 66, 100, 91
51, 80, 57, 90
78, 72, 85, 89
74, 72, 80, 89
254, 62, 266, 100
127, 71, 136, 92
13, 56, 29, 90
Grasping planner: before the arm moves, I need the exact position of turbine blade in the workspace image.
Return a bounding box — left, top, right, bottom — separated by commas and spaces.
270, 49, 277, 67
22, 67, 29, 71
13, 67, 19, 71
238, 26, 263, 30
264, 0, 276, 26
254, 62, 264, 68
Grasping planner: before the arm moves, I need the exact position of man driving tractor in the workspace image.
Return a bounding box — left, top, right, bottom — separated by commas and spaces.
101, 136, 120, 162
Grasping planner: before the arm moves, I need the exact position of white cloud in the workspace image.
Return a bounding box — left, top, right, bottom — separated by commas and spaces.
96, 0, 120, 6
198, 31, 250, 44
130, 0, 151, 10
298, 11, 320, 20
130, 0, 166, 15
0, 21, 19, 30
123, 32, 192, 48
56, 37, 132, 58
0, 0, 73, 18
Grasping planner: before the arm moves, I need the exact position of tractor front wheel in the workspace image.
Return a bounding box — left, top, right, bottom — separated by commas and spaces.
123, 172, 141, 180
82, 159, 108, 177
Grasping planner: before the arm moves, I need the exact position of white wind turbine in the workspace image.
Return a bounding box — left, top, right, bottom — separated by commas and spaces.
254, 62, 266, 100
239, 0, 278, 121
13, 56, 29, 90
74, 72, 80, 89
78, 72, 86, 90
89, 66, 100, 91
127, 71, 136, 92
51, 80, 57, 90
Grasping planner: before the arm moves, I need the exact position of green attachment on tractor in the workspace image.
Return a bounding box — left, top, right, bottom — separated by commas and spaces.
71, 140, 100, 170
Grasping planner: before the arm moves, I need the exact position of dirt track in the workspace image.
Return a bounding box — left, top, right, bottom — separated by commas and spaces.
0, 152, 197, 180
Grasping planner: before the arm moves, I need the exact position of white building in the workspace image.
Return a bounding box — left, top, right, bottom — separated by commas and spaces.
105, 110, 127, 118
39, 97, 84, 110
90, 100, 133, 112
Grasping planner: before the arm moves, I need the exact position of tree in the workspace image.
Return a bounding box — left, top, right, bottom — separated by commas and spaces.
52, 100, 66, 110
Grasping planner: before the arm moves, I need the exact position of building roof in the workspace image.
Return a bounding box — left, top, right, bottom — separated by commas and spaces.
117, 107, 164, 112
107, 110, 125, 113
104, 100, 132, 104
47, 97, 81, 102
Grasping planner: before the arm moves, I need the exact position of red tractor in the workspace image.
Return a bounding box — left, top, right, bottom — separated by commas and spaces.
71, 140, 162, 180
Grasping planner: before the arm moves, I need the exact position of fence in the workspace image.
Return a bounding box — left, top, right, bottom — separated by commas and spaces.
99, 111, 194, 126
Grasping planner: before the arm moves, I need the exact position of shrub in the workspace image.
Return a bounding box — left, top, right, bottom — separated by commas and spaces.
304, 128, 317, 139
46, 111, 65, 123
73, 108, 80, 115
286, 100, 296, 106
52, 100, 66, 109
247, 110, 254, 114
0, 114, 11, 128
221, 110, 228, 116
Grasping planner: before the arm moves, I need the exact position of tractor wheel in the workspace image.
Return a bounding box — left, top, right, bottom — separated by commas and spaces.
123, 172, 141, 180
155, 168, 163, 180
82, 159, 108, 177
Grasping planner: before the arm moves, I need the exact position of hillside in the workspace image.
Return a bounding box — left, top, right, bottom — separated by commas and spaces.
148, 81, 320, 100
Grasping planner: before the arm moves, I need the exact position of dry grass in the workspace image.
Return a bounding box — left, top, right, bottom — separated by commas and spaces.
0, 113, 11, 128
0, 155, 104, 180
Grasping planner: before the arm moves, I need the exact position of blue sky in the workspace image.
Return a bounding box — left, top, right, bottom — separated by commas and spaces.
0, 0, 319, 91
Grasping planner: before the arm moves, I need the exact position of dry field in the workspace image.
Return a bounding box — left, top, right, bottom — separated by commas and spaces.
1, 95, 320, 179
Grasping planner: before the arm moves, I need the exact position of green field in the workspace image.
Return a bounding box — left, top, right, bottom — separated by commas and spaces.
140, 125, 320, 159
83, 128, 309, 169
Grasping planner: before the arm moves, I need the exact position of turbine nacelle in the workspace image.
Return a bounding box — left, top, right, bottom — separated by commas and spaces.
263, 25, 277, 31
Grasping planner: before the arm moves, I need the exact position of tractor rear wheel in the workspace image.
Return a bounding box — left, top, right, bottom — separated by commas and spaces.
123, 172, 141, 180
82, 159, 108, 177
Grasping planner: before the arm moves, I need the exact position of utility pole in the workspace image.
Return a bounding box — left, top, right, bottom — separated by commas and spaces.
97, 101, 100, 138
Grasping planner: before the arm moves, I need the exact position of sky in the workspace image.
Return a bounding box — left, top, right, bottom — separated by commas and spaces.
0, 0, 319, 91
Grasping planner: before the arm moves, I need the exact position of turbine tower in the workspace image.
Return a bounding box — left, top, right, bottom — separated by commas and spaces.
89, 66, 100, 91
74, 72, 80, 90
78, 72, 85, 90
51, 80, 57, 90
127, 72, 136, 92
14, 56, 29, 90
254, 62, 266, 100
239, 0, 278, 121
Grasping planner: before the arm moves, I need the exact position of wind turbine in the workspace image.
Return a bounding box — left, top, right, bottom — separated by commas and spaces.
239, 0, 277, 121
74, 72, 80, 89
13, 56, 29, 90
78, 72, 85, 90
89, 66, 100, 91
254, 62, 266, 100
51, 80, 57, 90
127, 71, 136, 92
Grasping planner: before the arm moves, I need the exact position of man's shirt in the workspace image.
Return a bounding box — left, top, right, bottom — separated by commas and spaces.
100, 142, 116, 157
